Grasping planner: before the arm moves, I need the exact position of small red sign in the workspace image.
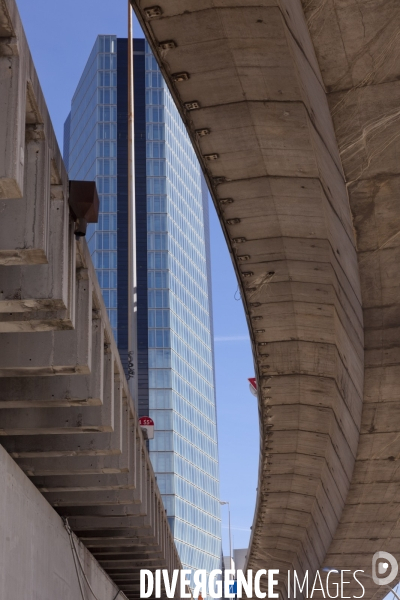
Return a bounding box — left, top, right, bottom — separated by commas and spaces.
248, 378, 257, 390
139, 416, 154, 427
139, 416, 154, 440
248, 377, 257, 397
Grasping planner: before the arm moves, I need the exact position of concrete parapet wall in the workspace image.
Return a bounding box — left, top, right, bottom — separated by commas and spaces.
0, 444, 127, 600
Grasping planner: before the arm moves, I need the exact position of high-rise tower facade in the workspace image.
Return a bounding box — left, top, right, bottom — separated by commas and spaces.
64, 35, 221, 581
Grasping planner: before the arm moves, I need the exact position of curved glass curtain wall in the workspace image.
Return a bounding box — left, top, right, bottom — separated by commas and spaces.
145, 42, 221, 580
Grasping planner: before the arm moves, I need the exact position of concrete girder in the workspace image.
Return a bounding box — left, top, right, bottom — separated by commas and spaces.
132, 0, 363, 596
31, 430, 140, 495
3, 374, 125, 458
0, 2, 25, 199
0, 221, 74, 332
83, 546, 165, 557
0, 348, 113, 434
13, 401, 129, 475
57, 501, 169, 563
0, 131, 50, 264
83, 538, 161, 549
0, 206, 74, 329
57, 504, 148, 518
0, 0, 67, 210
0, 316, 104, 407
0, 0, 74, 331
98, 559, 164, 569
1, 422, 125, 458
0, 164, 74, 327
95, 548, 163, 556
0, 402, 114, 435
66, 516, 153, 531
27, 432, 149, 527
75, 528, 158, 541
0, 267, 91, 376
15, 421, 145, 511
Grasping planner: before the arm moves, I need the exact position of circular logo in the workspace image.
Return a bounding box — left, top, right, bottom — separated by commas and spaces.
372, 552, 398, 586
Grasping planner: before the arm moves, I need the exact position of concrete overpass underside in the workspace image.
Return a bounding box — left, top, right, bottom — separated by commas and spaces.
132, 0, 400, 596
0, 1, 181, 598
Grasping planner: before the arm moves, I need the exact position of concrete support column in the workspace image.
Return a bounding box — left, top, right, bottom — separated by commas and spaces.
0, 30, 25, 199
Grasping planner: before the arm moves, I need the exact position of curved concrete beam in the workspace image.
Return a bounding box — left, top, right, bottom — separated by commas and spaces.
131, 0, 364, 595
301, 1, 400, 596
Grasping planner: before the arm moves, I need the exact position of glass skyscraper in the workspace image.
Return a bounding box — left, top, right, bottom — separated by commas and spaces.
64, 36, 118, 341
64, 35, 221, 583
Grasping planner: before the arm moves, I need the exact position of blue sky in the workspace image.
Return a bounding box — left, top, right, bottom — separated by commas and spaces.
17, 0, 259, 555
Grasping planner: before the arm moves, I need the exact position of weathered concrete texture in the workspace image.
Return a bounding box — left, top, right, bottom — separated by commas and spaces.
0, 267, 91, 375
0, 194, 74, 330
0, 0, 183, 598
0, 0, 63, 206
0, 132, 50, 263
0, 0, 73, 332
0, 3, 25, 199
0, 174, 74, 331
0, 444, 127, 600
131, 0, 400, 598
4, 374, 126, 459
300, 1, 400, 597
0, 350, 113, 435
0, 239, 182, 599
131, 0, 363, 596
0, 316, 104, 407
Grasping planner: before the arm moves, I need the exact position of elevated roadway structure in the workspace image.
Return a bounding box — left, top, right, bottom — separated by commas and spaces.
0, 0, 181, 598
132, 0, 400, 597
